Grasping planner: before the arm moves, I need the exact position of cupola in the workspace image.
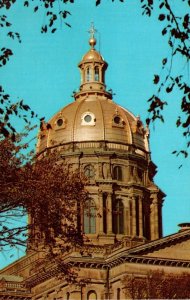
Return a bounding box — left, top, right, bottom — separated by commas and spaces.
75, 23, 110, 99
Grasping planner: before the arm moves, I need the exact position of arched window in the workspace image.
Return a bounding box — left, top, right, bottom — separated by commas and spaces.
94, 66, 99, 81
113, 199, 124, 234
113, 166, 122, 181
87, 291, 97, 300
66, 292, 70, 300
86, 67, 91, 82
84, 199, 96, 234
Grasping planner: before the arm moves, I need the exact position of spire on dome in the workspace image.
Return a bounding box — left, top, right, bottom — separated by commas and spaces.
88, 22, 97, 49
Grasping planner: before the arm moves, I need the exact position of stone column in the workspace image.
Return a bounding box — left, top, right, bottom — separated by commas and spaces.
138, 196, 143, 237
125, 165, 131, 182
126, 203, 131, 236
107, 193, 113, 234
100, 66, 103, 82
131, 197, 136, 236
92, 65, 95, 81
150, 194, 159, 240
154, 198, 159, 239
98, 190, 104, 234
98, 162, 103, 179
124, 206, 128, 235
159, 202, 163, 237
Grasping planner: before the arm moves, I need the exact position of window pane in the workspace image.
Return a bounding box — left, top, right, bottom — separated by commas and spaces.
95, 67, 99, 81
86, 67, 91, 81
113, 166, 122, 181
113, 200, 124, 234
84, 200, 96, 234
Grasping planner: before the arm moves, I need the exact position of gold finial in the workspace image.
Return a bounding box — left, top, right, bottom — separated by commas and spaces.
88, 22, 97, 49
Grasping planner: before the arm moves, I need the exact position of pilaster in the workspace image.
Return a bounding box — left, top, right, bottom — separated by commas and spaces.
138, 196, 143, 237
150, 193, 159, 240
107, 193, 113, 234
131, 197, 136, 236
98, 190, 104, 234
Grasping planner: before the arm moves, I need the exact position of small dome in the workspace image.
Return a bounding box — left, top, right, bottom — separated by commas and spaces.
81, 48, 104, 63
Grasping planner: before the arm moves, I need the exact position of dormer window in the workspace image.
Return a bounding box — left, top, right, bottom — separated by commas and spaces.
114, 116, 121, 124
55, 115, 66, 129
81, 112, 96, 126
112, 114, 125, 128
57, 118, 63, 126
95, 66, 99, 81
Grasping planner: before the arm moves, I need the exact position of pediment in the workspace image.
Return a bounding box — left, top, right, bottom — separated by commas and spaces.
144, 238, 190, 260
129, 230, 190, 261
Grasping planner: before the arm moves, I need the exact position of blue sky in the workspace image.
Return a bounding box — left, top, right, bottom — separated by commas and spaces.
1, 0, 190, 268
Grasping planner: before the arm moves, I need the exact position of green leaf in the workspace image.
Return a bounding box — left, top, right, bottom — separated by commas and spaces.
158, 14, 165, 21
176, 117, 181, 127
65, 22, 71, 28
172, 150, 177, 154
162, 28, 167, 35
162, 58, 167, 65
153, 75, 160, 84
166, 83, 175, 93
146, 118, 150, 125
23, 104, 30, 111
24, 1, 29, 7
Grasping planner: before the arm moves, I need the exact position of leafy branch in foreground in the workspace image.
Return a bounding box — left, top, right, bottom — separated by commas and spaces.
96, 0, 190, 157
123, 270, 190, 299
0, 136, 89, 269
141, 0, 190, 157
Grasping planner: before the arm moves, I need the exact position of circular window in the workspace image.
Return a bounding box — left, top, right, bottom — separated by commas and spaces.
57, 118, 63, 126
81, 112, 96, 126
114, 116, 121, 124
84, 114, 92, 123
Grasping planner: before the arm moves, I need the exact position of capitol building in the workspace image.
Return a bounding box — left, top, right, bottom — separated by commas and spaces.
0, 26, 190, 300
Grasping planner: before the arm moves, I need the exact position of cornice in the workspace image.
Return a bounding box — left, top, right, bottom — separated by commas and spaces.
128, 229, 190, 255
25, 230, 190, 288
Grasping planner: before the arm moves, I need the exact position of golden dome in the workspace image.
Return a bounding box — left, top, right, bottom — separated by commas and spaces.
37, 25, 149, 157
81, 48, 104, 63
37, 96, 149, 156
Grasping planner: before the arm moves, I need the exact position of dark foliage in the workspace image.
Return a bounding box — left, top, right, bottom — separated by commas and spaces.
123, 270, 190, 299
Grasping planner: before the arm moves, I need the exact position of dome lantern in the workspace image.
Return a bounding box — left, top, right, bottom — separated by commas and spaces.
75, 23, 111, 100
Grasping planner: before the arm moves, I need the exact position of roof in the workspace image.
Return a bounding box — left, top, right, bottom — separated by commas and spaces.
37, 97, 149, 155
